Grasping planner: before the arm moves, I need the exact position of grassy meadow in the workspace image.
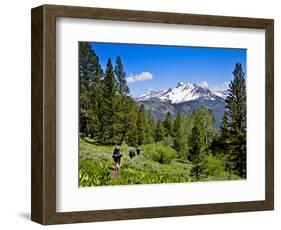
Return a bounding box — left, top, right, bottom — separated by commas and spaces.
79, 138, 240, 187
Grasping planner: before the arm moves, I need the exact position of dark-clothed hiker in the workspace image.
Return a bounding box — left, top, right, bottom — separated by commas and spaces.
136, 146, 142, 155
112, 146, 122, 170
129, 148, 136, 159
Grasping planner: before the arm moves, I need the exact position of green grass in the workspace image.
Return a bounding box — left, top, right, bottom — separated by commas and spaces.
79, 138, 240, 187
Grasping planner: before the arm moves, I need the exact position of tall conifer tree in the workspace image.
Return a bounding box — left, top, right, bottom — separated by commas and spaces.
189, 126, 207, 180
125, 101, 138, 147
172, 114, 185, 152
79, 42, 97, 136
88, 54, 104, 141
79, 42, 103, 139
115, 56, 130, 97
155, 120, 165, 142
224, 63, 247, 177
145, 110, 156, 144
163, 111, 173, 137
136, 105, 147, 145
101, 58, 117, 145
114, 56, 130, 144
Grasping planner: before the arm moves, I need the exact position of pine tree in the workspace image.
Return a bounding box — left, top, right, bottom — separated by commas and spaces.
172, 114, 185, 152
115, 56, 130, 97
155, 120, 165, 142
125, 100, 138, 147
114, 56, 130, 144
79, 42, 98, 136
136, 105, 147, 145
220, 113, 229, 139
188, 125, 207, 181
163, 111, 173, 137
188, 125, 203, 163
88, 54, 104, 141
224, 63, 247, 177
210, 113, 229, 156
100, 58, 117, 145
188, 106, 217, 157
79, 42, 105, 141
172, 113, 181, 138
145, 110, 156, 144
188, 107, 218, 180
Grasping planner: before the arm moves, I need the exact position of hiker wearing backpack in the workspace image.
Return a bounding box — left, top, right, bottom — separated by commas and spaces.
112, 146, 122, 171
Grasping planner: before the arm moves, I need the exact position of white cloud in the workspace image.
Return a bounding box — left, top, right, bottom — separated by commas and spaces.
126, 77, 136, 83
126, 72, 153, 83
198, 81, 208, 88
211, 82, 230, 91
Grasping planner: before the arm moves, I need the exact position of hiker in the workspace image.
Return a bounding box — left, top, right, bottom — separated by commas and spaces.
129, 148, 136, 159
136, 146, 142, 155
112, 146, 122, 171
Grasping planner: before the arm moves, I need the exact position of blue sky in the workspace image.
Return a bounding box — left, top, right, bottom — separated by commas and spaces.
91, 42, 246, 97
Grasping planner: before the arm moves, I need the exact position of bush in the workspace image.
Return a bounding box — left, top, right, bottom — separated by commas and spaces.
83, 137, 96, 144
203, 155, 226, 178
142, 143, 177, 164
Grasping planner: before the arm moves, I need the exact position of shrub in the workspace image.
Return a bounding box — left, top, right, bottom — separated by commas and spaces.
142, 143, 177, 164
203, 155, 226, 178
202, 154, 242, 181
83, 136, 97, 144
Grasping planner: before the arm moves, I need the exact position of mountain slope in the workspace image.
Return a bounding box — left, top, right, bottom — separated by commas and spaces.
136, 81, 225, 104
135, 82, 227, 129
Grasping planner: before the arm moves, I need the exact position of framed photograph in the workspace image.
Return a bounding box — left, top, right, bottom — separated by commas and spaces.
31, 4, 274, 225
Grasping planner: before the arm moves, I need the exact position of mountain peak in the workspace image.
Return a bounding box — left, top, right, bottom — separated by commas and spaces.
136, 82, 226, 104
176, 81, 192, 87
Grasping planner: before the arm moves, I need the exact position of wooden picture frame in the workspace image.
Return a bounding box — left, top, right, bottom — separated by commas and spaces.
31, 4, 274, 225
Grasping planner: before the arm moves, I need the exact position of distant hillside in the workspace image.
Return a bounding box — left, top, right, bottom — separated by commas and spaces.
135, 81, 227, 129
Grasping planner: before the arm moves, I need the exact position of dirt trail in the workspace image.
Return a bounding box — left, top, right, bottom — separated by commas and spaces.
110, 169, 120, 179
110, 164, 120, 179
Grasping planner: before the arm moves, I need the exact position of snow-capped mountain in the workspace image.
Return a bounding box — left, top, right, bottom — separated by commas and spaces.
136, 82, 227, 103
212, 89, 228, 99
136, 88, 172, 101
135, 82, 228, 129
